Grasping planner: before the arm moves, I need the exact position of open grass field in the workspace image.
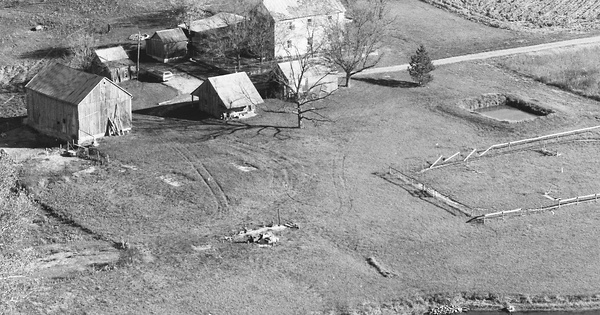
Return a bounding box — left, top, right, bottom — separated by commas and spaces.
4, 0, 600, 314
5, 60, 600, 314
496, 45, 600, 101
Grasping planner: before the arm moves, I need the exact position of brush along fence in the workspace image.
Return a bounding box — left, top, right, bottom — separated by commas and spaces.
378, 167, 473, 217
421, 125, 600, 172
467, 193, 600, 223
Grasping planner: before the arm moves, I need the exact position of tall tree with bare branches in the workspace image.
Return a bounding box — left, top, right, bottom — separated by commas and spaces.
324, 0, 390, 87
272, 47, 339, 129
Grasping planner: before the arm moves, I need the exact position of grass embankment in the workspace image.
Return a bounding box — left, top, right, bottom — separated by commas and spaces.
0, 153, 39, 314
499, 46, 600, 101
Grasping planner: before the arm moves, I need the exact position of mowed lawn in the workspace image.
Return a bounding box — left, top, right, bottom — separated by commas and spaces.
21, 60, 600, 314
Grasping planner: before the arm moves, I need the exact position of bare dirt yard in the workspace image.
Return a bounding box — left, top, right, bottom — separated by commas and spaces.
4, 0, 600, 314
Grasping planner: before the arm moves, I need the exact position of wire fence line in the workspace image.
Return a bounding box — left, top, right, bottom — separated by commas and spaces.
467, 193, 600, 223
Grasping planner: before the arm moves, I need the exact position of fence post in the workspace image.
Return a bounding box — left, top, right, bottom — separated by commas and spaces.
577, 196, 579, 205
558, 199, 561, 209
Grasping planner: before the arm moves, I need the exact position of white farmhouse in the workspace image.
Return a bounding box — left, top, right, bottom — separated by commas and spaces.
256, 0, 346, 59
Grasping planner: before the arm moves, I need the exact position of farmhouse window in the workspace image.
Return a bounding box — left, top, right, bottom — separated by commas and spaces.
307, 18, 313, 26
288, 22, 295, 30
327, 15, 332, 20
287, 40, 292, 48
307, 37, 313, 47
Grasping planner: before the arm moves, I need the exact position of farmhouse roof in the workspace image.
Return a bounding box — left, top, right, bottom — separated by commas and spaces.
149, 28, 188, 43
191, 72, 264, 109
180, 12, 245, 33
262, 0, 346, 21
25, 63, 131, 105
277, 60, 334, 84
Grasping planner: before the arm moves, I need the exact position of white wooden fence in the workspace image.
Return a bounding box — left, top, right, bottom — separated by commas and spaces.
467, 193, 600, 223
421, 125, 600, 172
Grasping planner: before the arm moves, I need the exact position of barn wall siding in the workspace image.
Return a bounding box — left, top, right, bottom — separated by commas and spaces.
27, 79, 132, 144
197, 83, 226, 118
26, 90, 79, 141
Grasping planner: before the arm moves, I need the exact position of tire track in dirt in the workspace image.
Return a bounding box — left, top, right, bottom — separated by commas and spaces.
151, 129, 228, 213
171, 143, 230, 213
331, 154, 353, 212
224, 139, 308, 209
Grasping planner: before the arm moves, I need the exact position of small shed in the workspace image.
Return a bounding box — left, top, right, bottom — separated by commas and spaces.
25, 63, 132, 144
275, 60, 338, 98
145, 28, 188, 63
191, 72, 263, 119
91, 46, 136, 83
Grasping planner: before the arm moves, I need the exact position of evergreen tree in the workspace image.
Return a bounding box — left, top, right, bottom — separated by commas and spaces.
408, 45, 435, 86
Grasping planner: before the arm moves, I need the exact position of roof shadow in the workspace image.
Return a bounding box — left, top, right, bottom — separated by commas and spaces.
353, 77, 419, 88
133, 101, 212, 121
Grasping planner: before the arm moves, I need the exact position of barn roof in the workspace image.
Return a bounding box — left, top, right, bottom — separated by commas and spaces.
191, 72, 263, 109
25, 63, 131, 105
149, 28, 188, 43
180, 12, 245, 33
262, 0, 346, 21
276, 60, 335, 85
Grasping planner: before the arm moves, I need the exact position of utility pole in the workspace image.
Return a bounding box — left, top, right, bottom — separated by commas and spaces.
137, 31, 141, 80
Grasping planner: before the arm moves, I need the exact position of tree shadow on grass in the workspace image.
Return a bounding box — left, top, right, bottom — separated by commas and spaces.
19, 47, 71, 61
133, 102, 296, 140
353, 77, 419, 88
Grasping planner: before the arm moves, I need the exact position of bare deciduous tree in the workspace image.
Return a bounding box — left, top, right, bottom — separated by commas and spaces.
171, 0, 211, 31
272, 47, 339, 129
67, 32, 96, 71
207, 4, 273, 68
324, 0, 391, 87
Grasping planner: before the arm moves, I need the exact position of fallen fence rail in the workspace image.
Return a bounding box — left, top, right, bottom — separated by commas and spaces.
378, 167, 473, 217
467, 193, 600, 223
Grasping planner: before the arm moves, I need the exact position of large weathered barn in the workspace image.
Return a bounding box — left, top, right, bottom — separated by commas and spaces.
90, 46, 136, 83
145, 28, 188, 63
191, 72, 263, 119
25, 63, 132, 144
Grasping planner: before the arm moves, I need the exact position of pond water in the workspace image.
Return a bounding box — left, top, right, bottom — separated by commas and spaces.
475, 105, 540, 122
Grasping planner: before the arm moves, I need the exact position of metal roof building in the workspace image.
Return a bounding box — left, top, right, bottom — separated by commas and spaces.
191, 72, 263, 119
91, 46, 136, 83
145, 28, 188, 63
261, 0, 346, 21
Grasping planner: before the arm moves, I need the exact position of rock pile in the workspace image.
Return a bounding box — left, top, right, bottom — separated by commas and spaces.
427, 305, 468, 315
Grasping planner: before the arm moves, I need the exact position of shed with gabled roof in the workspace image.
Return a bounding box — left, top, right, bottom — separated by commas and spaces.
145, 28, 188, 63
190, 72, 263, 119
91, 46, 136, 83
25, 63, 132, 144
274, 60, 338, 98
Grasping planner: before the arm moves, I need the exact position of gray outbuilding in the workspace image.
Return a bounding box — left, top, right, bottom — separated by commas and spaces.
25, 63, 132, 144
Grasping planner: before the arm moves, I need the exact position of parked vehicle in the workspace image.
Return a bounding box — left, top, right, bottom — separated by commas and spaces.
147, 70, 173, 82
